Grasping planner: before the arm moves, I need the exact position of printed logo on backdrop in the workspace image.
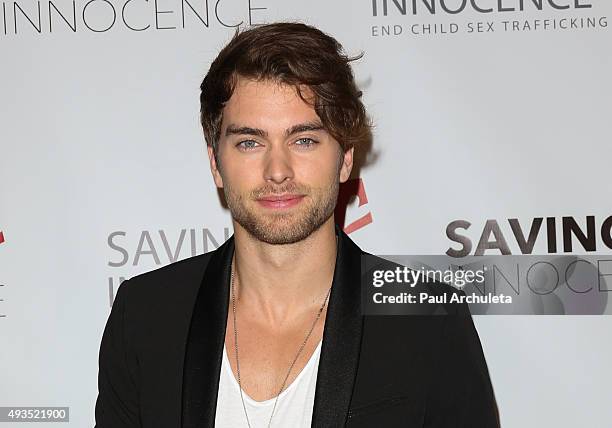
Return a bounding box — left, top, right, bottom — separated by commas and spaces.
106, 226, 232, 306
104, 184, 374, 308
369, 0, 608, 37
1, 0, 269, 37
335, 178, 374, 235
402, 215, 612, 314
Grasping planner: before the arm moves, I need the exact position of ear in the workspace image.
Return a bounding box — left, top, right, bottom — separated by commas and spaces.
339, 146, 354, 183
207, 144, 224, 188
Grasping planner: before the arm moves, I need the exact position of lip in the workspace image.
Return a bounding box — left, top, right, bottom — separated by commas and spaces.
258, 193, 304, 201
256, 194, 305, 209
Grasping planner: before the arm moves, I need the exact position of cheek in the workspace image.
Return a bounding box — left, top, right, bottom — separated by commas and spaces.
301, 146, 342, 174
222, 159, 260, 191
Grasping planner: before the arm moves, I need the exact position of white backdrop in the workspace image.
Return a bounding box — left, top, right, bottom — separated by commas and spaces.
1, 0, 611, 426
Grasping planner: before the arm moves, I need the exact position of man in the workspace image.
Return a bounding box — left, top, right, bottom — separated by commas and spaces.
95, 22, 499, 427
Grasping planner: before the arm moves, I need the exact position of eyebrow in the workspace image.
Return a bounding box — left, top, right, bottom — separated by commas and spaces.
224, 121, 325, 138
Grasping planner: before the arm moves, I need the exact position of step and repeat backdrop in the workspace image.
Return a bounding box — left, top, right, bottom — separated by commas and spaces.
1, 0, 611, 426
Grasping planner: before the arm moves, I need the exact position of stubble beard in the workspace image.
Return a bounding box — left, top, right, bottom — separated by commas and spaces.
224, 178, 339, 245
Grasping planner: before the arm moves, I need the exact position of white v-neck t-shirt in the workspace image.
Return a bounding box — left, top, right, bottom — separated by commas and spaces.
214, 339, 322, 428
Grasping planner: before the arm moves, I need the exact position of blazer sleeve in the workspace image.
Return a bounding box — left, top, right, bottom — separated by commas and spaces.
94, 279, 141, 427
424, 290, 500, 428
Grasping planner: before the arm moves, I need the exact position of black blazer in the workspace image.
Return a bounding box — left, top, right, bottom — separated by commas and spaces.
95, 225, 499, 427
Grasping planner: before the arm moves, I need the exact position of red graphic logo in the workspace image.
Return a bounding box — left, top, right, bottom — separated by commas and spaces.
335, 178, 373, 234
0, 231, 4, 244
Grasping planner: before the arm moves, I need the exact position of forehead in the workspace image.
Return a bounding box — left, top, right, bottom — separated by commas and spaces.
221, 77, 320, 132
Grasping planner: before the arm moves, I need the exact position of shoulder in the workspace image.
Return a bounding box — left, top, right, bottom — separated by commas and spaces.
115, 250, 216, 320
108, 250, 220, 358
127, 251, 214, 291
358, 251, 471, 360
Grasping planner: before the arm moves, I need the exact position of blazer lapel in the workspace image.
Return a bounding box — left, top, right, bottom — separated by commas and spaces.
181, 234, 234, 428
181, 224, 365, 428
311, 224, 365, 427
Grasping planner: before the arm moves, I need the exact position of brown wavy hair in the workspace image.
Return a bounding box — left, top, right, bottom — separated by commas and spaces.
199, 22, 371, 161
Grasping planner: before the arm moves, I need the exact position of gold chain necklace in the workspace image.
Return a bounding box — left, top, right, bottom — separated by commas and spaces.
229, 261, 332, 428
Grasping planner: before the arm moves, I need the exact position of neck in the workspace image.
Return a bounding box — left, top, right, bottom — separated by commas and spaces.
231, 217, 338, 326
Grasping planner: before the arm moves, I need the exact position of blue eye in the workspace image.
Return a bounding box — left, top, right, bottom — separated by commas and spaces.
237, 140, 260, 150
295, 138, 317, 147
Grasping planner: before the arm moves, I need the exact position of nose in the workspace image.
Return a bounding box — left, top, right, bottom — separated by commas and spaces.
263, 144, 294, 185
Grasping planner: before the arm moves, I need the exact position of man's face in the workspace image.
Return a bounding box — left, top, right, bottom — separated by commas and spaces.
207, 77, 353, 245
